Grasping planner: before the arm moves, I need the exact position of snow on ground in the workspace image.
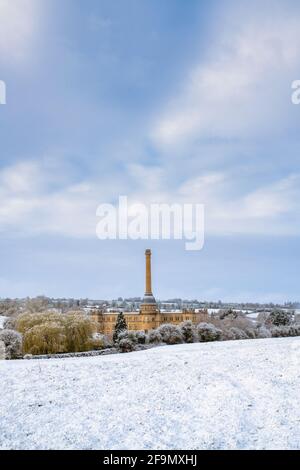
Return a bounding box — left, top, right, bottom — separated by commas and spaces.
207, 308, 221, 314
0, 316, 8, 330
247, 312, 259, 320
207, 308, 254, 315
0, 338, 300, 450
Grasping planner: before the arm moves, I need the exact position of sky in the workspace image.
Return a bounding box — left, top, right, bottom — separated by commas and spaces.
0, 0, 300, 302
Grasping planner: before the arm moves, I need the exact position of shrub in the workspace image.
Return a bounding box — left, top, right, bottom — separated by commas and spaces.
257, 312, 271, 324
3, 316, 17, 330
157, 324, 183, 345
268, 310, 293, 327
118, 337, 136, 353
270, 326, 292, 338
135, 330, 146, 344
244, 327, 257, 339
0, 300, 21, 317
197, 323, 222, 342
228, 327, 248, 340
117, 330, 138, 344
220, 328, 235, 341
256, 326, 272, 339
92, 333, 112, 349
220, 327, 249, 341
270, 325, 300, 338
90, 338, 104, 350
179, 321, 196, 343
0, 340, 5, 360
289, 324, 300, 336
0, 329, 23, 359
147, 329, 163, 344
91, 335, 105, 350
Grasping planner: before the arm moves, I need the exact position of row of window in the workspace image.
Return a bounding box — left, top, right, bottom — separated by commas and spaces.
100, 317, 199, 324
98, 315, 199, 323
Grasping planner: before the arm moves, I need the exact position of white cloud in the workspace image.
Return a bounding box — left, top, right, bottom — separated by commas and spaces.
0, 161, 44, 193
243, 175, 300, 219
0, 0, 41, 63
178, 171, 300, 236
136, 3, 300, 238
0, 160, 123, 237
151, 9, 300, 150
0, 157, 299, 239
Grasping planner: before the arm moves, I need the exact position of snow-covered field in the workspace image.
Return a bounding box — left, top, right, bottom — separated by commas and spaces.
246, 312, 259, 319
0, 338, 299, 450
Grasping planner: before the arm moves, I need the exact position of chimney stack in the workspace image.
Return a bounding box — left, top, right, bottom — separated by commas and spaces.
145, 249, 152, 296
140, 249, 159, 317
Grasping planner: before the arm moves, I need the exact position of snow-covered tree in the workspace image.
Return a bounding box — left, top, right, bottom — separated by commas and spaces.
268, 310, 293, 327
256, 325, 272, 339
197, 323, 222, 342
290, 324, 300, 336
227, 327, 248, 340
92, 333, 112, 349
17, 311, 97, 355
0, 299, 21, 317
135, 330, 146, 344
23, 322, 67, 355
219, 309, 239, 320
179, 321, 196, 343
270, 325, 300, 337
0, 329, 22, 359
25, 296, 49, 313
257, 312, 271, 325
64, 313, 97, 352
113, 313, 127, 343
3, 316, 17, 330
118, 337, 135, 353
117, 330, 137, 344
244, 327, 257, 339
157, 324, 183, 345
147, 329, 163, 344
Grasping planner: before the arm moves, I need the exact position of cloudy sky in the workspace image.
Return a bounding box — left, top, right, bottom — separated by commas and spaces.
0, 0, 300, 302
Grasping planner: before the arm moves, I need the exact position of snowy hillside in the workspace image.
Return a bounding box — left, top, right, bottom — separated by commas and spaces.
0, 338, 299, 450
